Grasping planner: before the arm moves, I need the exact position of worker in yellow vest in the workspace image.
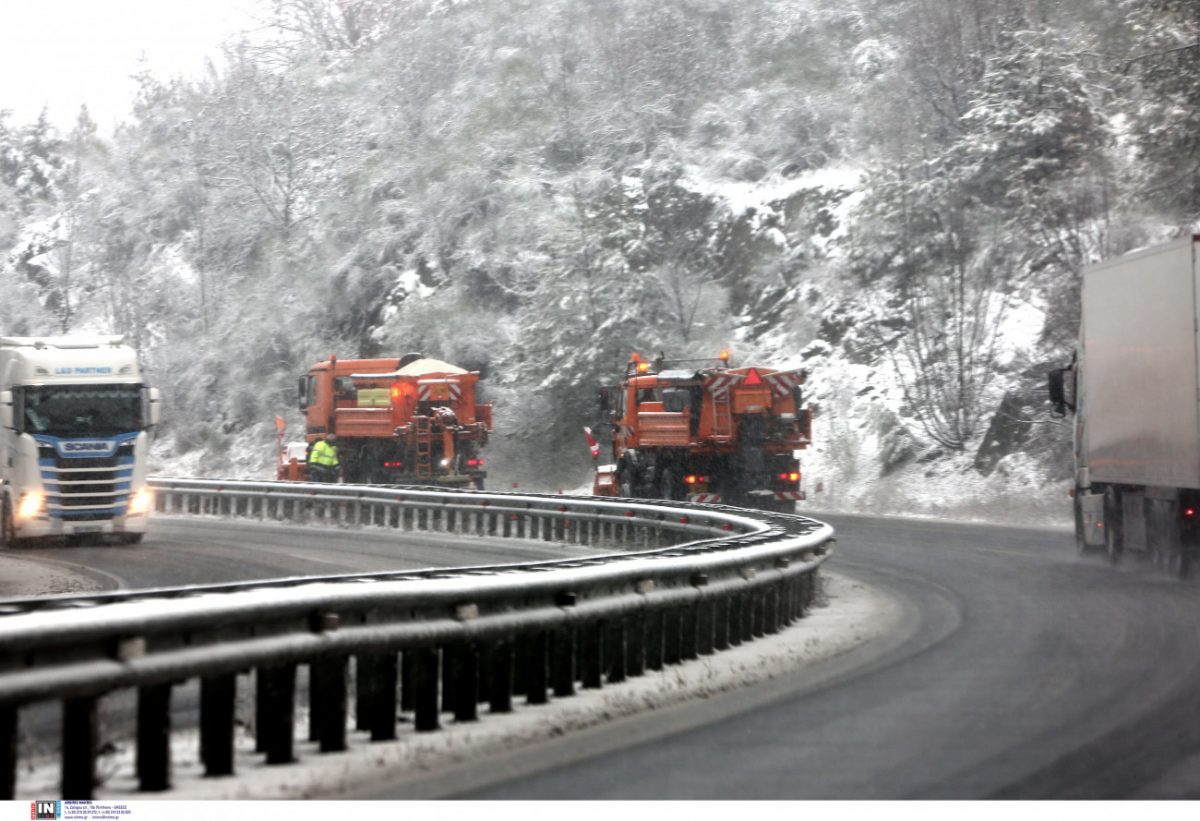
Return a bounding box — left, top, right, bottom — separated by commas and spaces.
307, 433, 340, 483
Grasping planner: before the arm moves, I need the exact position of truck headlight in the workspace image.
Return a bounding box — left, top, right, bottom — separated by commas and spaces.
128, 489, 153, 516
17, 491, 45, 520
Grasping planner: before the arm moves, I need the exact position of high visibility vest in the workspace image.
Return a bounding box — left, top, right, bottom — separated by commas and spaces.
309, 439, 339, 468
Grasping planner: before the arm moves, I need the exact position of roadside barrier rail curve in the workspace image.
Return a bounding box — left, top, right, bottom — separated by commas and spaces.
0, 477, 835, 800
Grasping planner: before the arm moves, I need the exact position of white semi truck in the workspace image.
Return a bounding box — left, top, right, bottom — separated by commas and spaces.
0, 336, 160, 546
1049, 235, 1200, 578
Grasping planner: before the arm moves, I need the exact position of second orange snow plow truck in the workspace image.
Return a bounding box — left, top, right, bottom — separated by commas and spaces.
293, 353, 492, 487
593, 353, 812, 512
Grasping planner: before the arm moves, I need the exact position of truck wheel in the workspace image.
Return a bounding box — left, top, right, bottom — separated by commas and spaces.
1074, 494, 1096, 555
0, 498, 13, 549
1103, 487, 1123, 564
659, 468, 681, 501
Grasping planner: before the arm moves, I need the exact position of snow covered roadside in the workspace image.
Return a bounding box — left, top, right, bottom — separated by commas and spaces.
9, 570, 896, 800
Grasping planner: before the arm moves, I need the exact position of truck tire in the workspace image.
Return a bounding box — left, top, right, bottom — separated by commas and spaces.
1103, 486, 1123, 564
1074, 494, 1096, 555
0, 498, 13, 549
659, 468, 681, 501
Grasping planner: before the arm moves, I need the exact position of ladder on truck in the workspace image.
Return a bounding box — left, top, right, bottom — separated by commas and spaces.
413, 415, 433, 479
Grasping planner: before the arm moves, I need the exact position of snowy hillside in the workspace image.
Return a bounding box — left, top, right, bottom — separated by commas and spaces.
2, 0, 1198, 525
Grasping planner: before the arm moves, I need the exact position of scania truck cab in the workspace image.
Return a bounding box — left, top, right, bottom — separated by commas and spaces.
0, 336, 160, 546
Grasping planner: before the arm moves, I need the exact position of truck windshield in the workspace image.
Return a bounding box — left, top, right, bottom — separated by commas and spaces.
19, 385, 143, 437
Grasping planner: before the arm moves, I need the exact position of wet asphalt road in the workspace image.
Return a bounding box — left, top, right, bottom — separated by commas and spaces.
451, 513, 1200, 799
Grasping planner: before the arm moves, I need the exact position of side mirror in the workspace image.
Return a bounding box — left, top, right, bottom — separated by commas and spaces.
0, 391, 12, 430
598, 387, 610, 414
1047, 367, 1074, 417
143, 387, 161, 428
298, 376, 308, 411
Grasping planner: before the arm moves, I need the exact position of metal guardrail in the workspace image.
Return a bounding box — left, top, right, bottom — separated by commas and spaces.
0, 479, 834, 799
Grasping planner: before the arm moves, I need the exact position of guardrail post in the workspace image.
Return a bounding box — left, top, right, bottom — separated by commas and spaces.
741, 592, 756, 644
728, 593, 743, 646
357, 652, 397, 741
696, 599, 715, 656
605, 621, 627, 684
400, 651, 415, 713
580, 621, 603, 689
62, 696, 97, 799
713, 597, 730, 651
645, 608, 665, 671
626, 612, 646, 678
681, 604, 699, 661
411, 647, 440, 732
488, 639, 514, 714
0, 705, 15, 800
310, 656, 348, 752
525, 631, 549, 705
664, 607, 682, 666
136, 683, 172, 791
200, 673, 236, 776
451, 643, 480, 722
764, 585, 780, 635
551, 627, 576, 697
258, 664, 296, 764
752, 590, 767, 639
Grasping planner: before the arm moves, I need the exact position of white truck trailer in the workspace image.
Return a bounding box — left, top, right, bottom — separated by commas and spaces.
0, 336, 160, 546
1049, 235, 1200, 577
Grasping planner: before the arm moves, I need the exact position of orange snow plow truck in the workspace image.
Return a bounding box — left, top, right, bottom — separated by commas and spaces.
593, 353, 812, 512
281, 353, 492, 488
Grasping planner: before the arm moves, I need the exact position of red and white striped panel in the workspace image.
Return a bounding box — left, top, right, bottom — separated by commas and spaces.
687, 492, 722, 503
774, 490, 806, 501
417, 381, 462, 401
703, 374, 741, 399
763, 369, 805, 397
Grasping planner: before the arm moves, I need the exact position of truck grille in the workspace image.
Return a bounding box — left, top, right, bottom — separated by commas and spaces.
38, 443, 135, 519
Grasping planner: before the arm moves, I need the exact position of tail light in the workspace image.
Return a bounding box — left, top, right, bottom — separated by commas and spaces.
684, 475, 708, 485
778, 472, 800, 483
467, 458, 485, 468
383, 461, 404, 468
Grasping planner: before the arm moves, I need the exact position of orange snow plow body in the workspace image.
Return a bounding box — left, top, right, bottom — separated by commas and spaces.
592, 354, 813, 511
287, 354, 492, 487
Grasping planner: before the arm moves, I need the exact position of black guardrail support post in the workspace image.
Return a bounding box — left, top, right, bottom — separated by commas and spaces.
645, 608, 665, 671
362, 652, 397, 742
412, 646, 440, 732
0, 705, 15, 800
200, 673, 236, 776
681, 604, 699, 662
551, 628, 576, 698
136, 683, 172, 791
259, 664, 296, 764
355, 654, 374, 731
311, 656, 348, 752
526, 631, 549, 705
400, 651, 415, 713
728, 593, 743, 647
605, 620, 627, 684
452, 643, 480, 722
741, 593, 756, 644
62, 696, 97, 799
713, 597, 730, 651
488, 638, 514, 714
626, 613, 646, 677
664, 607, 682, 666
580, 621, 603, 689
